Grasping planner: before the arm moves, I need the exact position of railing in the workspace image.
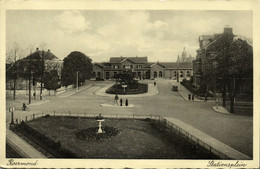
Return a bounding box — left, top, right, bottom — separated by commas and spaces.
156, 116, 229, 159
21, 111, 228, 159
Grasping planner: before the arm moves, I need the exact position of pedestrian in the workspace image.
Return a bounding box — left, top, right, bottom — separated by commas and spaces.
205, 92, 208, 102
22, 103, 27, 111
125, 98, 128, 106
154, 82, 156, 86
188, 93, 191, 101
192, 94, 194, 101
114, 94, 119, 103
120, 98, 123, 106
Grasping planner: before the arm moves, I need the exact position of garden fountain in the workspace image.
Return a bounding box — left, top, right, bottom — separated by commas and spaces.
95, 113, 105, 133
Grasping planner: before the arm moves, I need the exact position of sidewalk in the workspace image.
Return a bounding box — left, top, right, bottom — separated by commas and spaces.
95, 83, 159, 98
171, 81, 215, 102
58, 84, 92, 97
165, 117, 251, 160
6, 128, 46, 158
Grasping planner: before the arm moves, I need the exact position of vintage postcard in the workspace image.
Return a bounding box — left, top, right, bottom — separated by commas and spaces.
0, 0, 259, 168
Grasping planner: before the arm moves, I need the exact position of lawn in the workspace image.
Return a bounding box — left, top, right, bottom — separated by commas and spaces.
18, 116, 218, 159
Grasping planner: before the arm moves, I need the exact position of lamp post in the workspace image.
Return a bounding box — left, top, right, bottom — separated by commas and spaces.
76, 71, 79, 92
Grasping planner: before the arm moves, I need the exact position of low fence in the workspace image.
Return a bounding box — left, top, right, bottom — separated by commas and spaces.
156, 117, 228, 159
20, 111, 228, 159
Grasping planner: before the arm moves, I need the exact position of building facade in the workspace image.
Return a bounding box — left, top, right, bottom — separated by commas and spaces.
92, 56, 193, 80
193, 27, 253, 94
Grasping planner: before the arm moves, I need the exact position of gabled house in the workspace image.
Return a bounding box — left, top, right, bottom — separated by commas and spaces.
193, 27, 253, 97
92, 56, 193, 80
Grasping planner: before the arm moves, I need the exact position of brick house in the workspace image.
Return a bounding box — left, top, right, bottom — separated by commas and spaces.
192, 27, 253, 97
92, 56, 193, 80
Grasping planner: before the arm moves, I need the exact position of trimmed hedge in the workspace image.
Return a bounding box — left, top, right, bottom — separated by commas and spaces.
150, 120, 220, 159
14, 121, 78, 158
181, 79, 213, 97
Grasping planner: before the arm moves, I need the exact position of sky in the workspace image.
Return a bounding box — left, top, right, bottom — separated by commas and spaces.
6, 10, 252, 63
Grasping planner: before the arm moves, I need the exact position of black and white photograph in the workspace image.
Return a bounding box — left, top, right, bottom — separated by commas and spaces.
1, 0, 259, 168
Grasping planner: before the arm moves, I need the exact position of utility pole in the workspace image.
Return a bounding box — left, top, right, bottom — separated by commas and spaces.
13, 50, 16, 100
76, 71, 79, 91
40, 51, 45, 100
29, 57, 32, 104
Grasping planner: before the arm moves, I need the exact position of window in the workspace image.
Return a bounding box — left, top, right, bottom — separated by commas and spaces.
97, 72, 101, 77
106, 72, 109, 79
125, 65, 131, 69
114, 65, 118, 69
93, 72, 96, 77
114, 72, 117, 78
159, 71, 162, 77
138, 72, 141, 78
154, 71, 157, 78
180, 71, 183, 77
186, 71, 190, 77
174, 71, 177, 77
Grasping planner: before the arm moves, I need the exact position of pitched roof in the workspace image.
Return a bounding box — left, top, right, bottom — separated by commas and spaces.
160, 62, 193, 69
110, 57, 148, 63
93, 63, 103, 68
21, 50, 59, 61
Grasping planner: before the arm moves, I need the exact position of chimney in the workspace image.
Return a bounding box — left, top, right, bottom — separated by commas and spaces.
48, 49, 50, 52
224, 26, 233, 34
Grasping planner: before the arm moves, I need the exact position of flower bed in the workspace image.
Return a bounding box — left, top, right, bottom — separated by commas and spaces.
106, 83, 148, 94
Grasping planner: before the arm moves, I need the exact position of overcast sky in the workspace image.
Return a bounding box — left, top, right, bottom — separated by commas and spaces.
6, 10, 252, 62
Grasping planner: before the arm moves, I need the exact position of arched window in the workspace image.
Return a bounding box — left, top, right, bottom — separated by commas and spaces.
138, 72, 141, 78
154, 71, 157, 78
174, 71, 177, 77
106, 72, 109, 79
186, 71, 190, 77
159, 71, 163, 77
180, 71, 183, 78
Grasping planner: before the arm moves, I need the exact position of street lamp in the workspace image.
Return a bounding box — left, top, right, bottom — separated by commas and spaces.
76, 71, 79, 92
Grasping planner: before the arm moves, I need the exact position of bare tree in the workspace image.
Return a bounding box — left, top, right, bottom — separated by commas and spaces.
6, 42, 25, 100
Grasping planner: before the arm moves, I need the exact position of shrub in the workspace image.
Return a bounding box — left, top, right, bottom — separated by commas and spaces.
76, 126, 119, 140
44, 114, 51, 118
96, 77, 104, 81
14, 122, 78, 158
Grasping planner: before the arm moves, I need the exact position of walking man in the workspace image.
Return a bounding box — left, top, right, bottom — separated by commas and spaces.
114, 94, 119, 104
188, 93, 191, 101
125, 98, 128, 106
192, 94, 194, 101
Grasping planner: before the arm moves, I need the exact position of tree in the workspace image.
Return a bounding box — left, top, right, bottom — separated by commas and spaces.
61, 51, 92, 87
43, 70, 61, 95
6, 42, 26, 100
207, 32, 253, 113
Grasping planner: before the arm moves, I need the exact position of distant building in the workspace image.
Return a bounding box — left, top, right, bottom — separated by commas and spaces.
176, 47, 195, 63
18, 48, 63, 77
92, 56, 193, 80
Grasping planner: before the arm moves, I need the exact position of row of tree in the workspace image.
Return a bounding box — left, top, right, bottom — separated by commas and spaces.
6, 42, 93, 101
